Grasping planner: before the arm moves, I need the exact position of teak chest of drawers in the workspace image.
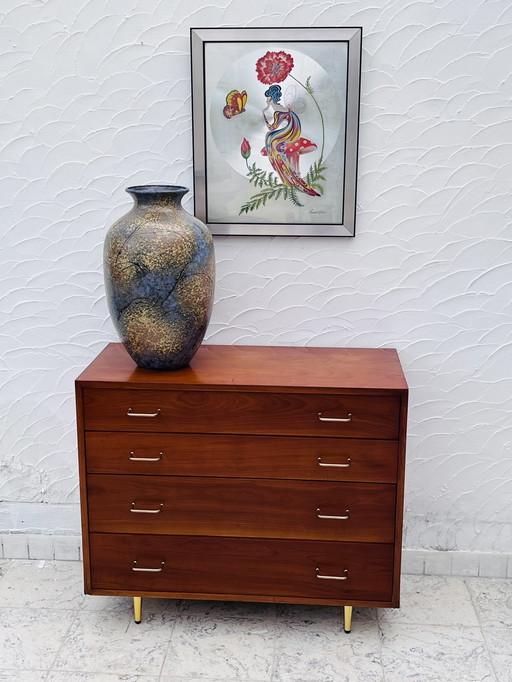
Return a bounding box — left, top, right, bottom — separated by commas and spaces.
75, 343, 408, 631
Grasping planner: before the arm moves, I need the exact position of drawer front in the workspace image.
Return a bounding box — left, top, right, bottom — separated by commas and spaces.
83, 389, 400, 439
85, 432, 398, 482
87, 475, 396, 542
89, 533, 394, 602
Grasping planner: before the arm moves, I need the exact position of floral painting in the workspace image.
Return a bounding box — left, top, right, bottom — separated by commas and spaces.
191, 28, 362, 236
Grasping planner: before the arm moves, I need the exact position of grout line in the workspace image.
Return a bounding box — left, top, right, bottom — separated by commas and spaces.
378, 620, 484, 629
0, 558, 14, 581
155, 598, 183, 680
375, 607, 388, 682
266, 604, 279, 682
464, 577, 500, 682
44, 605, 82, 676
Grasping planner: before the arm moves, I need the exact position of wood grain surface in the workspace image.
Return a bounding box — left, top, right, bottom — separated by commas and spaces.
76, 343, 408, 393
84, 431, 399, 482
89, 533, 394, 602
83, 388, 400, 438
87, 475, 396, 542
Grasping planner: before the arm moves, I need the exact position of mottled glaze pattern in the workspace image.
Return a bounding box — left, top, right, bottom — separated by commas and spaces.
104, 185, 215, 370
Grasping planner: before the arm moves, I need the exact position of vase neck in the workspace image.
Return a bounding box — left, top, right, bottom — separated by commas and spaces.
126, 184, 189, 208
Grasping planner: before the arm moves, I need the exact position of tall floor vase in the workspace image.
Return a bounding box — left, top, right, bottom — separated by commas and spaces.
104, 184, 215, 370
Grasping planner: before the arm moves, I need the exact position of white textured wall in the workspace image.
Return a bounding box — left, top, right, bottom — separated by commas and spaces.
1, 0, 511, 554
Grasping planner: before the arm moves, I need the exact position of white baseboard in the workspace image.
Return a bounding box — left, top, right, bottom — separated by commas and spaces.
402, 549, 512, 578
0, 533, 81, 561
1, 534, 510, 578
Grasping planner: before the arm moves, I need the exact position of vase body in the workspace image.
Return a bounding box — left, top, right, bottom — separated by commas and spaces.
104, 185, 215, 370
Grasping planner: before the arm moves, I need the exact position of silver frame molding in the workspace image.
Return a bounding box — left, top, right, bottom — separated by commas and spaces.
190, 27, 362, 237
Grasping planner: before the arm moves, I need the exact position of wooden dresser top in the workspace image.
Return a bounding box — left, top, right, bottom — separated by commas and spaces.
76, 343, 408, 394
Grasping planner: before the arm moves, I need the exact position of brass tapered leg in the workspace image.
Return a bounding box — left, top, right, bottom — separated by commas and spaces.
133, 597, 142, 624
343, 606, 353, 633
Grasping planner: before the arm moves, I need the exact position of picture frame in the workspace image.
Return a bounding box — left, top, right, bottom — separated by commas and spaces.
190, 27, 362, 237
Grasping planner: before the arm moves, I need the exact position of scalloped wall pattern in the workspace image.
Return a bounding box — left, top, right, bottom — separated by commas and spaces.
0, 0, 511, 553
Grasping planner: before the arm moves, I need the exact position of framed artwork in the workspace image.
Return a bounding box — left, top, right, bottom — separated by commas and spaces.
190, 27, 362, 237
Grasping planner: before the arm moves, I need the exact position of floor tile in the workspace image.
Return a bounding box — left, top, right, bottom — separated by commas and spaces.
179, 598, 277, 621
380, 623, 496, 682
0, 560, 508, 682
0, 608, 76, 671
47, 674, 159, 681
0, 672, 48, 682
275, 603, 377, 627
466, 578, 512, 628
159, 679, 248, 682
161, 614, 275, 680
378, 574, 479, 626
482, 628, 512, 682
0, 560, 13, 580
272, 607, 383, 682
82, 594, 180, 620
0, 560, 85, 609
52, 608, 176, 676
81, 593, 137, 613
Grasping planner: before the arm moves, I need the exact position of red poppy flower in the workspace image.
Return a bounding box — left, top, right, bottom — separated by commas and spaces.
255, 51, 294, 84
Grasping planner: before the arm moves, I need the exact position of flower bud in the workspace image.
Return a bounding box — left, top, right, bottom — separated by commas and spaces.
240, 138, 251, 159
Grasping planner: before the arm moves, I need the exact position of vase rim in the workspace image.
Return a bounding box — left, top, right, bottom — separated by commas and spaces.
126, 184, 189, 195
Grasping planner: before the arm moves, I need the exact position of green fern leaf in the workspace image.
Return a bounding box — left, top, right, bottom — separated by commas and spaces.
289, 187, 303, 207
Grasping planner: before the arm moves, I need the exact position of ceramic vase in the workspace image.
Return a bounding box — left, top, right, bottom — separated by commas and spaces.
104, 184, 215, 370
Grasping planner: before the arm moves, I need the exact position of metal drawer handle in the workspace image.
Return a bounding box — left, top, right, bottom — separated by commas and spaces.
132, 561, 165, 573
318, 412, 352, 423
317, 508, 350, 520
129, 451, 163, 462
316, 568, 349, 581
127, 408, 161, 418
130, 502, 164, 514
317, 457, 352, 468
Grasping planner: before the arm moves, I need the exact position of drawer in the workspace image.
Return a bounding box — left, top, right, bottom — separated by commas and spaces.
82, 389, 400, 439
89, 533, 394, 602
87, 475, 396, 542
85, 432, 398, 482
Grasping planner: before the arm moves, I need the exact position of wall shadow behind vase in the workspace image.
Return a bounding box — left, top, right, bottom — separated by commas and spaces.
104, 184, 215, 370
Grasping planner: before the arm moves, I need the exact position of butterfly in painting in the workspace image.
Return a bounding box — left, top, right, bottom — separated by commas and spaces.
223, 89, 247, 118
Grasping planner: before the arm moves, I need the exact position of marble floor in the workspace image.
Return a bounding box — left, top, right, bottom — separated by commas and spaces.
0, 560, 510, 682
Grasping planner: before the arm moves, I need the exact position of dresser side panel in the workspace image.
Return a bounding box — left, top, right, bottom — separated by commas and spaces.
392, 390, 409, 606
75, 384, 91, 593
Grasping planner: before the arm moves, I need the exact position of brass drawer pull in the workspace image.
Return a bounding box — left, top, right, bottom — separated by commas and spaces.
129, 451, 163, 462
317, 508, 350, 520
127, 408, 161, 418
318, 412, 352, 423
132, 561, 165, 572
317, 457, 352, 468
316, 568, 349, 581
130, 502, 164, 514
